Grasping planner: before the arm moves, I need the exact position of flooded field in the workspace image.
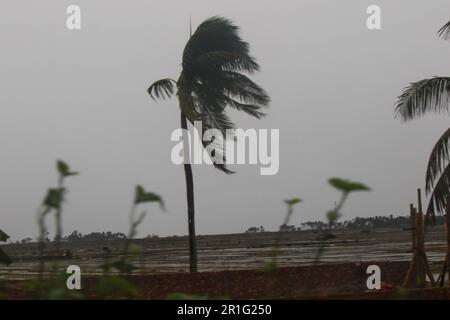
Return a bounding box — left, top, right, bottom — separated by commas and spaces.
0, 227, 447, 280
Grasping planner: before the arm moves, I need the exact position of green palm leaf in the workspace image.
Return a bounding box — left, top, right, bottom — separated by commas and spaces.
425, 127, 450, 194
199, 117, 235, 174
427, 162, 450, 220
182, 17, 250, 70
438, 20, 450, 40
148, 16, 269, 175
147, 78, 177, 100
395, 77, 450, 121
190, 51, 260, 74
182, 16, 269, 174
225, 98, 266, 119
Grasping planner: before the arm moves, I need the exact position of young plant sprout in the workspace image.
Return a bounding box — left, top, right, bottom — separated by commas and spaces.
263, 198, 302, 297
36, 160, 79, 249
126, 185, 165, 254
267, 198, 302, 271
102, 185, 164, 275
313, 178, 370, 264
54, 160, 79, 242
35, 160, 78, 297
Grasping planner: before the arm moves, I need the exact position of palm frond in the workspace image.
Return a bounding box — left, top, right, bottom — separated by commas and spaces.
191, 51, 260, 74
426, 162, 450, 219
177, 84, 202, 124
192, 93, 236, 136
438, 20, 450, 40
225, 98, 266, 119
147, 16, 270, 175
147, 78, 177, 100
201, 108, 235, 136
395, 77, 450, 121
188, 96, 235, 174
199, 119, 235, 175
202, 138, 234, 174
426, 127, 450, 194
183, 16, 250, 69
220, 72, 270, 106
190, 71, 269, 120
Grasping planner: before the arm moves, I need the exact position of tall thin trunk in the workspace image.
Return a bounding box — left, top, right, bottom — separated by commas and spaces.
37, 206, 50, 298
180, 111, 197, 272
55, 176, 63, 243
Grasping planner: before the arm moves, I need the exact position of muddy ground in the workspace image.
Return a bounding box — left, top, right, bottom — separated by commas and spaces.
0, 226, 448, 299
1, 226, 447, 279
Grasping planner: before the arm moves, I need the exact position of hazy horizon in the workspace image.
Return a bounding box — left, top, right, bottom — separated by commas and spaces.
1, 0, 450, 241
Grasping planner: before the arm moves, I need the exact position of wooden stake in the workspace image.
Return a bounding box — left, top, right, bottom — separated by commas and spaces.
410, 203, 417, 257
416, 189, 435, 286
403, 204, 417, 287
437, 198, 450, 286
415, 206, 426, 287
417, 211, 436, 286
403, 194, 435, 288
438, 256, 447, 287
417, 189, 423, 217
446, 200, 450, 286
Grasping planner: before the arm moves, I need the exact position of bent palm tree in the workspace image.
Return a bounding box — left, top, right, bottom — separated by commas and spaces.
147, 16, 270, 272
395, 20, 450, 222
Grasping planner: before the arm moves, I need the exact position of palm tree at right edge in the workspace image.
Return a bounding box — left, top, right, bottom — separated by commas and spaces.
395, 21, 450, 220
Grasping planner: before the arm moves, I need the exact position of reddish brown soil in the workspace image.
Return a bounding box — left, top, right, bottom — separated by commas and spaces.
120, 261, 410, 299
4, 260, 450, 299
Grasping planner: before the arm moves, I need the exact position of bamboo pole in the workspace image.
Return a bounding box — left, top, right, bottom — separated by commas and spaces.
437, 199, 450, 286
446, 200, 450, 286
414, 206, 426, 287
417, 189, 423, 217
416, 189, 435, 286
438, 257, 447, 287
410, 203, 417, 258
417, 209, 435, 286
425, 255, 436, 286
403, 204, 417, 287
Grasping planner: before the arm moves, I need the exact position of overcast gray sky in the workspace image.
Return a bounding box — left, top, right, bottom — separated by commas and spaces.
1, 0, 450, 240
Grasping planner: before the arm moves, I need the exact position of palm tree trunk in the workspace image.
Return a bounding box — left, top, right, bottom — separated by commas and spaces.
180, 111, 197, 272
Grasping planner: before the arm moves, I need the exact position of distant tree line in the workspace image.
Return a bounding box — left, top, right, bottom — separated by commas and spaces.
64, 231, 127, 242
244, 215, 446, 233
14, 231, 130, 243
